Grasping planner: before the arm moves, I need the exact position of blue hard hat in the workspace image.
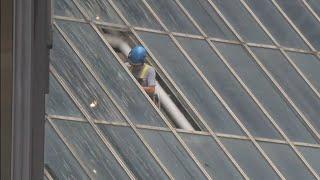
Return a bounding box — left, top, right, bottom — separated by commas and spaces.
128, 45, 146, 64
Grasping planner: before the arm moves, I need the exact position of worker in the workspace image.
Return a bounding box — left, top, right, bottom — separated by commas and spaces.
127, 45, 156, 95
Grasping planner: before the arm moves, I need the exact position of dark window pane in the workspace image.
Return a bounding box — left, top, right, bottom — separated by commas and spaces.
181, 133, 243, 179
45, 122, 89, 179
260, 142, 314, 180
215, 42, 316, 144
53, 120, 129, 179
178, 37, 281, 139
140, 129, 206, 180
76, 0, 124, 24
298, 146, 320, 175
222, 138, 279, 180
212, 0, 273, 45
276, 0, 320, 50
46, 75, 84, 118
243, 0, 309, 50
57, 20, 166, 127
113, 0, 163, 30
179, 0, 236, 40
51, 29, 125, 122
138, 31, 244, 135
54, 0, 84, 18
287, 52, 320, 93
252, 47, 320, 135
98, 125, 168, 179
145, 0, 200, 35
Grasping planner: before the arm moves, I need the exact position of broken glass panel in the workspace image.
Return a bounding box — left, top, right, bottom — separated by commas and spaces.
138, 31, 244, 135
57, 20, 167, 127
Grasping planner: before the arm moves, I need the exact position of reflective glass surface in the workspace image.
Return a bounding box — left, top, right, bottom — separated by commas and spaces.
54, 0, 84, 18
138, 31, 244, 135
51, 29, 125, 122
57, 20, 166, 127
222, 138, 279, 180
53, 120, 129, 179
181, 133, 243, 179
298, 146, 320, 175
178, 37, 281, 139
98, 124, 168, 179
252, 47, 320, 135
243, 0, 309, 50
212, 0, 273, 45
306, 0, 320, 18
145, 0, 200, 35
113, 0, 163, 30
76, 0, 124, 24
46, 75, 84, 118
216, 42, 316, 144
276, 0, 320, 50
286, 51, 320, 92
140, 129, 207, 180
260, 142, 314, 180
179, 0, 236, 40
45, 122, 89, 179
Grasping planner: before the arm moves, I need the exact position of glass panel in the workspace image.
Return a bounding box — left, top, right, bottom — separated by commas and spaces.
286, 52, 320, 92
260, 142, 314, 180
98, 124, 168, 179
306, 0, 320, 18
140, 129, 206, 180
222, 138, 279, 180
215, 42, 317, 144
75, 0, 124, 24
53, 0, 84, 18
113, 0, 163, 30
138, 31, 243, 135
57, 20, 166, 127
181, 133, 243, 179
51, 29, 125, 123
243, 0, 309, 50
179, 0, 236, 40
46, 75, 84, 118
252, 47, 320, 135
212, 0, 273, 45
45, 122, 89, 179
53, 119, 129, 179
145, 0, 200, 35
298, 146, 320, 175
276, 0, 320, 50
178, 37, 281, 139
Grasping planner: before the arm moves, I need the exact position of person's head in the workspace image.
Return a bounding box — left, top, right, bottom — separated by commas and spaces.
128, 45, 146, 65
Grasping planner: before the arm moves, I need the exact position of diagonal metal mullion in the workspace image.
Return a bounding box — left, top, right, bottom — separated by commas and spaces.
239, 0, 320, 140
46, 117, 94, 179
98, 0, 222, 179
48, 116, 320, 148
53, 16, 319, 55
50, 65, 136, 179
106, 0, 252, 178
201, 0, 320, 178
55, 19, 175, 180
142, 0, 291, 179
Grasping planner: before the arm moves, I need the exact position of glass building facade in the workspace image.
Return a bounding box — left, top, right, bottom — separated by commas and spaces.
45, 0, 320, 179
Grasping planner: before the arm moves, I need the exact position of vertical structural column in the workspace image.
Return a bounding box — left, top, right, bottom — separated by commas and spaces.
11, 0, 50, 179
1, 0, 13, 179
